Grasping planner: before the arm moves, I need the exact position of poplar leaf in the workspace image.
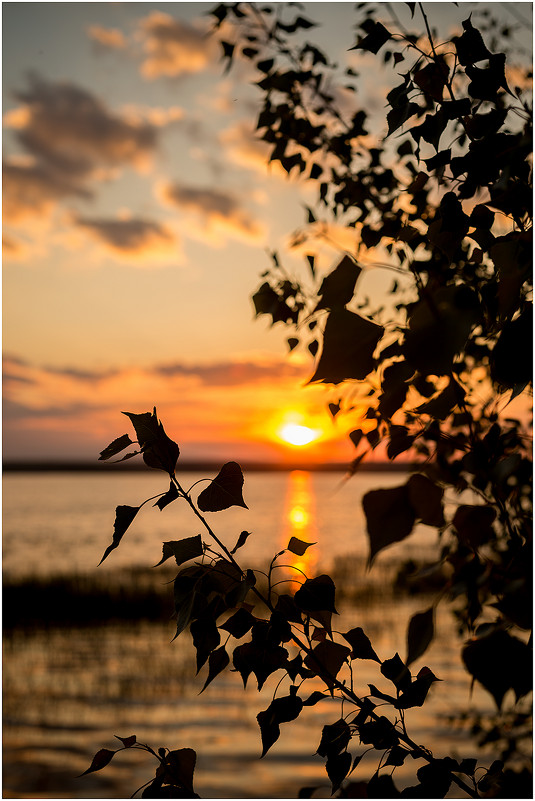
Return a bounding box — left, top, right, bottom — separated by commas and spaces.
99, 505, 140, 565
197, 462, 248, 512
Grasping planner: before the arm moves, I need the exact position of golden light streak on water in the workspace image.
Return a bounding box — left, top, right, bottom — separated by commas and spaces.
277, 471, 318, 591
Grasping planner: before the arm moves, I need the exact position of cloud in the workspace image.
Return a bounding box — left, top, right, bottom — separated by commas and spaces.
3, 159, 92, 222
137, 11, 216, 79
8, 75, 159, 179
88, 24, 127, 50
157, 181, 266, 244
72, 214, 180, 265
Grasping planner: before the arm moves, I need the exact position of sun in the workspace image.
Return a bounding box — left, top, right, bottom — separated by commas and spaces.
278, 422, 320, 447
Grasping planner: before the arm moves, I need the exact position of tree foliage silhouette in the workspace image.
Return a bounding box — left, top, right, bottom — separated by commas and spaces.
83, 3, 532, 797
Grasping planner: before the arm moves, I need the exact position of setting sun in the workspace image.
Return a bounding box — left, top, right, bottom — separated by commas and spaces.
278, 423, 320, 447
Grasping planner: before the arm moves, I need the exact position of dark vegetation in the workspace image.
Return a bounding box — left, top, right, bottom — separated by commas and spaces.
81, 3, 532, 798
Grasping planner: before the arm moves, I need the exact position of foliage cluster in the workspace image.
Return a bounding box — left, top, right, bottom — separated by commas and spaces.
83, 3, 532, 798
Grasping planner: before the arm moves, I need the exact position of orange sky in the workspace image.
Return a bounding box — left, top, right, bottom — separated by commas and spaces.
3, 3, 531, 464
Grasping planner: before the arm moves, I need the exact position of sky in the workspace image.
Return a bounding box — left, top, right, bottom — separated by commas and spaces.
3, 1, 532, 464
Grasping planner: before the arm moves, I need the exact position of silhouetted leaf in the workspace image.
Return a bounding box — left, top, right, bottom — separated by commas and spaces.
317, 719, 351, 757
78, 748, 116, 776
367, 771, 401, 797
123, 409, 179, 474
407, 474, 444, 526
359, 717, 399, 749
114, 734, 136, 748
99, 505, 140, 565
287, 537, 316, 556
190, 617, 220, 673
342, 627, 381, 662
363, 485, 415, 564
381, 653, 411, 691
294, 574, 338, 614
303, 691, 330, 706
385, 745, 410, 767
397, 667, 440, 708
309, 308, 384, 384
387, 102, 421, 136
406, 607, 435, 666
351, 20, 392, 54
326, 750, 352, 794
257, 693, 303, 757
304, 640, 351, 689
230, 530, 252, 554
154, 535, 203, 567
98, 434, 134, 461
453, 16, 492, 65
462, 629, 532, 708
154, 482, 179, 511
200, 646, 229, 693
158, 748, 197, 794
197, 462, 248, 512
219, 607, 255, 638
233, 640, 288, 690
314, 255, 361, 311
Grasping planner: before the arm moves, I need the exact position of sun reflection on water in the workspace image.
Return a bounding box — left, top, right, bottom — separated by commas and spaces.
279, 471, 318, 590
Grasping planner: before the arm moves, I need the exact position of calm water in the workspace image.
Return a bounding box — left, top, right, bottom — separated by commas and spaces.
3, 470, 502, 798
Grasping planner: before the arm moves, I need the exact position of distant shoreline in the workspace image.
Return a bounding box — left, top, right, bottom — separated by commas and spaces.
3, 460, 412, 473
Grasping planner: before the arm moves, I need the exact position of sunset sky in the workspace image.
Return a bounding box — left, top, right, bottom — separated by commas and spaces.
3, 2, 531, 464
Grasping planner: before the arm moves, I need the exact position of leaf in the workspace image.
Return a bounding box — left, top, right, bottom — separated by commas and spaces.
367, 772, 401, 798
154, 535, 204, 568
326, 750, 352, 794
99, 505, 140, 565
154, 482, 179, 511
462, 628, 532, 709
190, 617, 221, 674
233, 640, 288, 690
308, 308, 384, 384
98, 434, 134, 461
381, 653, 411, 691
219, 607, 255, 638
351, 20, 392, 54
406, 607, 435, 666
114, 734, 136, 748
123, 408, 179, 474
453, 17, 492, 66
287, 537, 316, 556
317, 719, 351, 758
314, 255, 361, 311
257, 694, 303, 757
78, 748, 116, 777
294, 574, 338, 614
159, 748, 197, 794
407, 474, 444, 527
304, 640, 351, 690
363, 485, 415, 564
197, 462, 248, 512
303, 691, 330, 707
200, 646, 229, 693
397, 666, 440, 708
342, 627, 380, 662
387, 102, 421, 136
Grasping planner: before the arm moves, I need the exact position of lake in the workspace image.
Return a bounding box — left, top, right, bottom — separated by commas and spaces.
3, 469, 502, 798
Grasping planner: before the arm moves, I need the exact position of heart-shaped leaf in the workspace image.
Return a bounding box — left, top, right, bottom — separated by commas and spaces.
154, 535, 203, 568
197, 462, 248, 512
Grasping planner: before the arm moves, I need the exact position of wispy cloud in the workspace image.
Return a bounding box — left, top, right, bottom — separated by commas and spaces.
157, 180, 266, 245
136, 11, 216, 79
88, 24, 127, 50
72, 214, 181, 265
3, 159, 92, 222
